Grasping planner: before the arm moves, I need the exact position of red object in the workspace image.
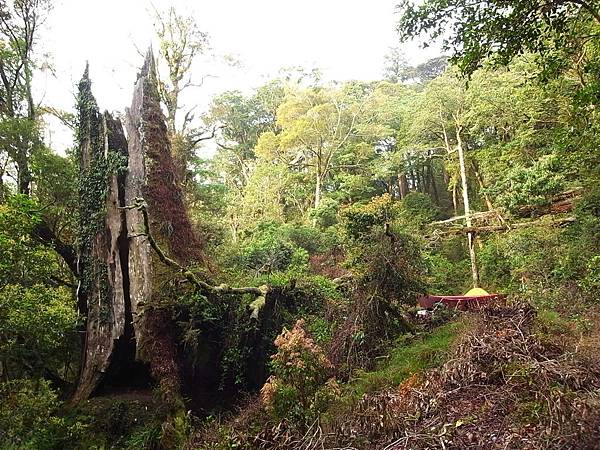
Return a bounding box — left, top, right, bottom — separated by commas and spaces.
418, 294, 506, 310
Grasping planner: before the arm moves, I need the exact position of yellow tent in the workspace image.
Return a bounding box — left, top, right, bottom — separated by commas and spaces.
464, 287, 489, 297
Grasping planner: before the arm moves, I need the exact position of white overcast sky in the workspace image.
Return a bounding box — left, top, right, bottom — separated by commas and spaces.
37, 0, 440, 153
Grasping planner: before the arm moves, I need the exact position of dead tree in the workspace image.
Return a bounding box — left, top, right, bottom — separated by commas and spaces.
123, 49, 204, 403
73, 50, 268, 406
73, 51, 201, 404
73, 66, 130, 402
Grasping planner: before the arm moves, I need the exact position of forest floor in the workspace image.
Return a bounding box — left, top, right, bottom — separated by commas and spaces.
190, 302, 600, 449
331, 304, 600, 449
62, 301, 600, 449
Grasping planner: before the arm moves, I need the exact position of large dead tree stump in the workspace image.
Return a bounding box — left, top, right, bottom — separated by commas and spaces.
73, 50, 203, 404
124, 49, 201, 403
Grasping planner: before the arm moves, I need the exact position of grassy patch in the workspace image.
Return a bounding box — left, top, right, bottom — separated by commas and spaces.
345, 320, 464, 397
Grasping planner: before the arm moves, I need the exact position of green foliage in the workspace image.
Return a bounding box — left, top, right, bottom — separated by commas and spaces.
0, 284, 77, 376
6, 4, 600, 447
581, 255, 600, 294
397, 0, 600, 77
0, 195, 64, 285
239, 223, 297, 275
342, 193, 398, 239
309, 197, 339, 228
0, 379, 87, 449
424, 251, 471, 295
122, 424, 162, 450
399, 192, 440, 227
30, 147, 78, 236
347, 224, 426, 305
280, 222, 339, 254
226, 220, 340, 281
0, 196, 77, 378
476, 210, 599, 303
491, 155, 566, 212
342, 320, 462, 398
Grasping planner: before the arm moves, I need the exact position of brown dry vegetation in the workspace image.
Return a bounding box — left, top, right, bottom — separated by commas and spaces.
330, 305, 600, 449
189, 305, 600, 450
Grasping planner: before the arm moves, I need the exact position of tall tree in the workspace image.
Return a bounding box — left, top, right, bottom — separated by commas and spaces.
205, 81, 285, 192
152, 5, 212, 186
383, 46, 410, 83
257, 83, 372, 211
153, 5, 209, 136
397, 0, 600, 77
0, 0, 50, 195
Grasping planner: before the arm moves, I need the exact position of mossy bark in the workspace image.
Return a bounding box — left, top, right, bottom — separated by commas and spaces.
74, 52, 203, 406
73, 67, 129, 402
124, 50, 200, 405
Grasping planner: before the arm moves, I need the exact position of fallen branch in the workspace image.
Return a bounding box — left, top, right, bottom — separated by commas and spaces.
122, 198, 267, 297
430, 210, 499, 225
428, 216, 576, 238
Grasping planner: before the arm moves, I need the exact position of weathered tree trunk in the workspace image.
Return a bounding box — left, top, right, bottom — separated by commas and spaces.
73, 52, 202, 405
124, 49, 202, 404
452, 184, 458, 216
398, 172, 409, 199
73, 67, 129, 402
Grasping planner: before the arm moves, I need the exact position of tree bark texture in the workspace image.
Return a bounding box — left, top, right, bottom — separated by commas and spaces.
73, 51, 203, 404
73, 67, 129, 402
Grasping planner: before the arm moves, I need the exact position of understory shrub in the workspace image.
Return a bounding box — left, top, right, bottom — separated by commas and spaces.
260, 319, 335, 424
399, 192, 441, 227
0, 379, 87, 449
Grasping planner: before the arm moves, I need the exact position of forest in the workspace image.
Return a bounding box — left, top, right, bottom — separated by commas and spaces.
1, 0, 599, 449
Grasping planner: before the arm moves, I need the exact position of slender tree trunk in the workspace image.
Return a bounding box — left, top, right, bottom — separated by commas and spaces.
398, 173, 409, 199
441, 122, 456, 213
16, 146, 31, 195
314, 172, 322, 209
472, 161, 494, 212
452, 184, 458, 216
455, 125, 479, 288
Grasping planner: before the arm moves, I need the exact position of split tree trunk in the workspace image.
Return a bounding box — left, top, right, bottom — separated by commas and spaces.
73, 67, 129, 402
73, 51, 202, 404
124, 50, 201, 403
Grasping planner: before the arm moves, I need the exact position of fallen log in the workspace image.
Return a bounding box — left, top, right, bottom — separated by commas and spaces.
516, 187, 583, 217
430, 210, 499, 225
427, 216, 576, 238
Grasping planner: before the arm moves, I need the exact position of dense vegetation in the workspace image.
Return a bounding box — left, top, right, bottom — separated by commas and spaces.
0, 0, 599, 449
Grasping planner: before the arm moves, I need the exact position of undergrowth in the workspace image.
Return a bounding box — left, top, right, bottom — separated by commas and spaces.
344, 319, 464, 398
